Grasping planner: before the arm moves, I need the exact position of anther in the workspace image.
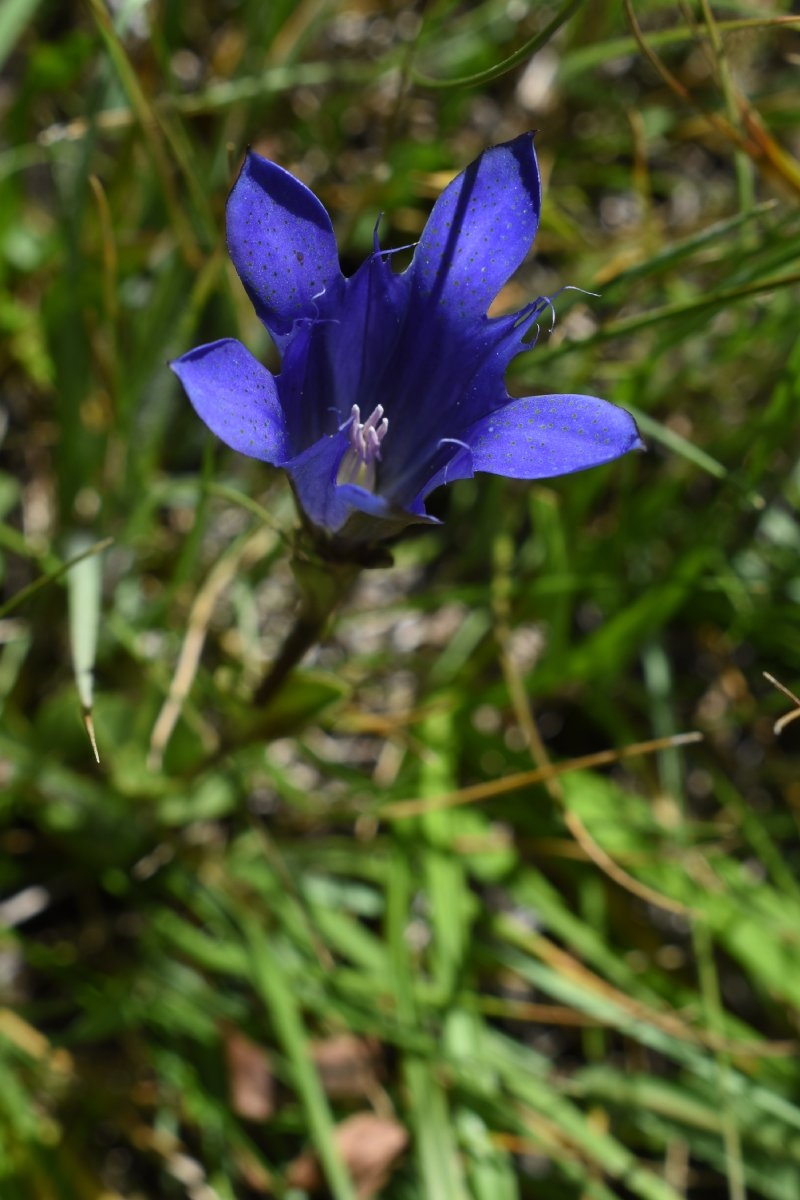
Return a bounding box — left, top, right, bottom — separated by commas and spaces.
347, 404, 388, 465
337, 403, 390, 491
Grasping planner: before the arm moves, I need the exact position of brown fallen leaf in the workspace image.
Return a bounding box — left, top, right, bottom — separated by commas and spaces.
311, 1034, 382, 1100
223, 1026, 275, 1123
287, 1112, 409, 1199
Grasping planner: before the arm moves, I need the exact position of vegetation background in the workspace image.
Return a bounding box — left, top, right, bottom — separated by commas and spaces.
1, 0, 800, 1196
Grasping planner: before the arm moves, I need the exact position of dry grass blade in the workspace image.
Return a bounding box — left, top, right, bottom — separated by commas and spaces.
148, 526, 275, 770
504, 924, 796, 1061
763, 671, 800, 735
562, 807, 693, 918
82, 709, 100, 765
623, 0, 800, 198
382, 732, 703, 819
85, 0, 202, 266
486, 533, 699, 919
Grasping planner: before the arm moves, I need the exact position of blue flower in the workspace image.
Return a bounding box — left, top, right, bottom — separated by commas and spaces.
172, 133, 642, 549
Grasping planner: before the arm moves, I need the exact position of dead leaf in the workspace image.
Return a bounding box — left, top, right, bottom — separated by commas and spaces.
312, 1034, 381, 1099
223, 1027, 275, 1122
287, 1112, 408, 1199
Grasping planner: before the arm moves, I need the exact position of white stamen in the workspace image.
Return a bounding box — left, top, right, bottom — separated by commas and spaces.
338, 404, 389, 490
348, 403, 388, 463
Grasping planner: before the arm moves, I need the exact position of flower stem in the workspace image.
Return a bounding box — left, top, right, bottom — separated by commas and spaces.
250, 605, 330, 708
252, 549, 360, 708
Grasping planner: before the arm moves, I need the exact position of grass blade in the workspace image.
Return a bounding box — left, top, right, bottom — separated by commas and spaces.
66, 535, 105, 765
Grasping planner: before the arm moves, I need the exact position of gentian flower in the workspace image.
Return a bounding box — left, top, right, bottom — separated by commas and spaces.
172, 133, 642, 552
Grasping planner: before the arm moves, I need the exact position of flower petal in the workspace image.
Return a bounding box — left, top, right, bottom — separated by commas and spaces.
366, 302, 547, 507
375, 303, 548, 496
285, 432, 387, 535
227, 151, 343, 346
408, 133, 540, 318
318, 253, 411, 421
410, 440, 475, 510
286, 432, 434, 542
171, 338, 289, 463
278, 252, 411, 451
466, 394, 644, 479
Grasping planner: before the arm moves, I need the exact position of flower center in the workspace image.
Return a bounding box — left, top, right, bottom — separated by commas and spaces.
336, 404, 389, 491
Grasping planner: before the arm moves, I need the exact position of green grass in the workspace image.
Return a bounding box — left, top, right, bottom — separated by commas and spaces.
2, 1, 800, 1196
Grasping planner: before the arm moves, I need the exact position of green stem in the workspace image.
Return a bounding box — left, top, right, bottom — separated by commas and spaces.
251, 606, 333, 708
251, 550, 360, 708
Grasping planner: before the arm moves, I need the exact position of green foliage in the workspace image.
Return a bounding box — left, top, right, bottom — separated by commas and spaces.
1, 1, 800, 1196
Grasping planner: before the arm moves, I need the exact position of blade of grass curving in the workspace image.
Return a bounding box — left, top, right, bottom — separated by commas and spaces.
572, 1069, 800, 1193
413, 0, 586, 90
493, 936, 799, 1124
594, 270, 800, 345
205, 482, 292, 538
88, 174, 120, 420
457, 1107, 518, 1200
266, 0, 338, 67
596, 201, 777, 292
643, 639, 748, 1200
693, 921, 747, 1200
698, 0, 755, 217
0, 538, 113, 622
419, 705, 471, 1000
627, 405, 747, 490
387, 848, 466, 1200
85, 0, 202, 266
562, 16, 800, 79
541, 271, 800, 363
623, 0, 800, 197
764, 672, 800, 735
239, 912, 358, 1200
172, 247, 227, 350
484, 1031, 686, 1200
163, 61, 376, 117
0, 630, 31, 717
0, 522, 52, 566
148, 524, 276, 770
0, 0, 43, 72
716, 768, 800, 900
382, 731, 702, 819
34, 61, 376, 144
66, 535, 106, 765
416, 707, 511, 1191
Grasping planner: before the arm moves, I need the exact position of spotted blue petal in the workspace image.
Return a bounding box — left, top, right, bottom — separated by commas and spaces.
172, 134, 642, 547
